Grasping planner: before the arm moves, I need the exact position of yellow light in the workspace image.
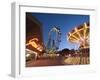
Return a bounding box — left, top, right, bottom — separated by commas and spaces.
26, 38, 43, 52
67, 22, 89, 49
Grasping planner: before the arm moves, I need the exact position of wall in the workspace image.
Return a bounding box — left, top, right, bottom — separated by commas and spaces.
0, 0, 100, 80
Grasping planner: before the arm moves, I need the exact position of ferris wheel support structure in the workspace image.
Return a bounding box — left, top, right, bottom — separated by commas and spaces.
46, 26, 61, 54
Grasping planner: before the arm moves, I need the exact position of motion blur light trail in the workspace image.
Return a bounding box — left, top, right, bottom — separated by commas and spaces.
67, 22, 89, 49
26, 38, 43, 52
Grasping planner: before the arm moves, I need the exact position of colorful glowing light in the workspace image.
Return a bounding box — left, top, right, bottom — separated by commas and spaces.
26, 38, 43, 52
67, 22, 89, 49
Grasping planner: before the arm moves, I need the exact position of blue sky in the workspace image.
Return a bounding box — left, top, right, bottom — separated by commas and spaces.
32, 13, 89, 50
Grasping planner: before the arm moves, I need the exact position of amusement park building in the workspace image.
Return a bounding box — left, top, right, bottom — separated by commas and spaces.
26, 13, 44, 54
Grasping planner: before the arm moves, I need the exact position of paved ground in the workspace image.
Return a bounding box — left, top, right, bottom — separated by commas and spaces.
26, 56, 89, 67
26, 56, 65, 67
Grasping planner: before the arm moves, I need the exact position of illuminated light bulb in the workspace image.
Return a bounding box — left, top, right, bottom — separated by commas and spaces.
84, 23, 87, 28
26, 53, 30, 57
75, 27, 77, 32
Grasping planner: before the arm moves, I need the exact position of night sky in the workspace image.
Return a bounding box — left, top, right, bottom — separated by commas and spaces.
32, 13, 89, 50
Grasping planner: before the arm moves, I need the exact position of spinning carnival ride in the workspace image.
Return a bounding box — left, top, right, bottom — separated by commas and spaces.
65, 22, 90, 64
67, 22, 89, 49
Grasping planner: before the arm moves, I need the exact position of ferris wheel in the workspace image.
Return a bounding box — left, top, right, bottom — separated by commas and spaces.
46, 26, 61, 54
